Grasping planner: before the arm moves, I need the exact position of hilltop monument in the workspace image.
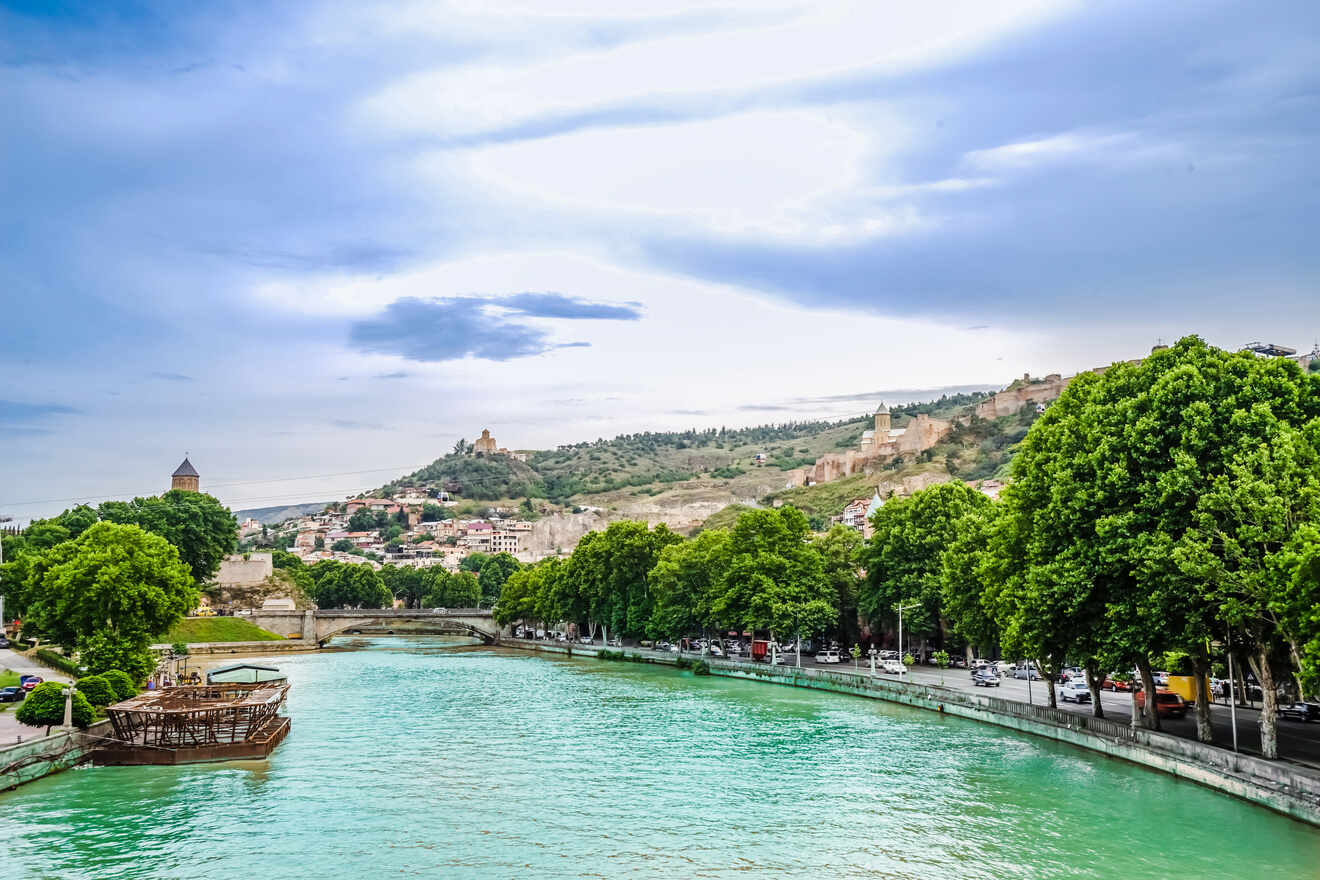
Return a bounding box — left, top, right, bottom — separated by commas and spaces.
473, 429, 498, 456
171, 456, 200, 492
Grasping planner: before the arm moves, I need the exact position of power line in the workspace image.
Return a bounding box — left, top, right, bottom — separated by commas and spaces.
2, 464, 434, 509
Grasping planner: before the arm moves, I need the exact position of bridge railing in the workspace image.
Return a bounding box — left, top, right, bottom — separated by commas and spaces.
311, 608, 491, 617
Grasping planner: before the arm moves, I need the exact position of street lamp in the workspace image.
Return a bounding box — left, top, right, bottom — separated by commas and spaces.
895, 601, 920, 670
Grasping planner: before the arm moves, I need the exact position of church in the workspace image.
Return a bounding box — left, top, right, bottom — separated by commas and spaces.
171, 456, 200, 492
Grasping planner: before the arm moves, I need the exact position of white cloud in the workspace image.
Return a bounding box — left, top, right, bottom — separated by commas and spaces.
962, 130, 1186, 172
358, 0, 1077, 137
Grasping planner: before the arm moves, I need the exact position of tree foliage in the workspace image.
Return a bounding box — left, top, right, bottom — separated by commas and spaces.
96, 490, 237, 583
17, 681, 95, 731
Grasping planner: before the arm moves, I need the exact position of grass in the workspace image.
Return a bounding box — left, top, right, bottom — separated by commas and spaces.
0, 669, 20, 688
157, 617, 286, 644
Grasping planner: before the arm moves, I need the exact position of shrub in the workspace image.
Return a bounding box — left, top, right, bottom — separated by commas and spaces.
16, 681, 95, 732
101, 669, 138, 701
171, 642, 190, 657
691, 660, 711, 675
75, 675, 117, 707
35, 649, 83, 677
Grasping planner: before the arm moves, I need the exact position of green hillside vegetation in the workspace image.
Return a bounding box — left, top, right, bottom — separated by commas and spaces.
157, 617, 286, 644
377, 417, 872, 504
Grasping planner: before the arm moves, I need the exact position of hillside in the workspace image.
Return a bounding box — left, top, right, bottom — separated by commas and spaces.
235, 501, 335, 524
341, 387, 1037, 537
377, 417, 874, 504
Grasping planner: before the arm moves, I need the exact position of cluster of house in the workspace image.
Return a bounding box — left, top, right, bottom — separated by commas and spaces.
278, 490, 533, 572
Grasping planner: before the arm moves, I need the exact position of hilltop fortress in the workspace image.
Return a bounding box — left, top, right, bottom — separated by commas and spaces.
783, 371, 1074, 489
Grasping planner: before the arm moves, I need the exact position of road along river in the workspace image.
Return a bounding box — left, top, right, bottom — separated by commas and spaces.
2, 637, 1317, 878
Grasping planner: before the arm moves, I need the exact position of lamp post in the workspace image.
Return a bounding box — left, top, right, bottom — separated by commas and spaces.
895, 601, 920, 670
61, 686, 74, 730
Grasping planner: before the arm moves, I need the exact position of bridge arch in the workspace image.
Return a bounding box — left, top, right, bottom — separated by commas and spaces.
316, 616, 499, 646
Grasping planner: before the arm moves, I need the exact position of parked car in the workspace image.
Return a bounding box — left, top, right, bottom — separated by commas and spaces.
1059, 680, 1092, 703
1104, 675, 1134, 692
19, 674, 43, 691
879, 659, 907, 675
879, 650, 900, 661
994, 661, 1015, 677
0, 686, 24, 702
1059, 666, 1084, 683
816, 649, 841, 664
1012, 665, 1041, 681
971, 669, 1001, 687
1279, 702, 1320, 722
1153, 671, 1170, 687
708, 644, 725, 657
0, 635, 9, 648
1134, 688, 1188, 718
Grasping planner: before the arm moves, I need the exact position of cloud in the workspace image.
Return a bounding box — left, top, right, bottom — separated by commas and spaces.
149, 371, 194, 382
373, 371, 411, 379
503, 292, 642, 320
0, 401, 79, 424
349, 296, 620, 362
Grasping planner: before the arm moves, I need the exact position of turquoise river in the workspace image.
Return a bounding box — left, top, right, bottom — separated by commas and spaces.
3, 638, 1319, 878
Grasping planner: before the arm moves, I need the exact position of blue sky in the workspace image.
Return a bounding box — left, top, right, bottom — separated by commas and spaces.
2, 0, 1318, 517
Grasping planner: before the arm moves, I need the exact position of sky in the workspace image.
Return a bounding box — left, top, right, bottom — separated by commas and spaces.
2, 0, 1318, 519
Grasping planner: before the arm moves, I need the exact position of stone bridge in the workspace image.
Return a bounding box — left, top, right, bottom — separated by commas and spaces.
247, 608, 504, 646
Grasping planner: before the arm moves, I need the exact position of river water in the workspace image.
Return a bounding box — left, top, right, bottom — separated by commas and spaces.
2, 638, 1317, 878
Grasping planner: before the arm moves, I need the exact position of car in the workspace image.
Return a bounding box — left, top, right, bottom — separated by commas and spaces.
878, 650, 900, 661
1059, 680, 1091, 703
879, 659, 907, 675
1059, 667, 1084, 683
1134, 688, 1187, 718
0, 635, 9, 648
1104, 675, 1134, 692
816, 649, 841, 664
971, 669, 1001, 687
1153, 671, 1170, 687
19, 674, 43, 691
1012, 665, 1041, 681
1279, 702, 1320, 722
0, 686, 24, 702
993, 661, 1015, 677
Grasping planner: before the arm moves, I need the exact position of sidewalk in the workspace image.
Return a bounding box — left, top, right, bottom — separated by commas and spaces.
1, 646, 72, 745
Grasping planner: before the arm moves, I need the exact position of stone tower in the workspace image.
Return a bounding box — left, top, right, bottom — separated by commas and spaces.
171, 456, 200, 492
873, 402, 891, 437
473, 428, 498, 456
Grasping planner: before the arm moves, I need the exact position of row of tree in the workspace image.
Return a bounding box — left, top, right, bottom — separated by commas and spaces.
1, 490, 237, 680
862, 337, 1320, 759
272, 550, 522, 610
494, 511, 862, 649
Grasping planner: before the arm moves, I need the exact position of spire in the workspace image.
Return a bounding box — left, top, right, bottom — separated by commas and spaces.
172, 457, 199, 478
874, 401, 889, 415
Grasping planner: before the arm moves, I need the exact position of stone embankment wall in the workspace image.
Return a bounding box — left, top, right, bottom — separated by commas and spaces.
0, 720, 111, 791
503, 639, 1320, 827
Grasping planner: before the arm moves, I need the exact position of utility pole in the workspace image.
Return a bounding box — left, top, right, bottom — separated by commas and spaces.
1227, 634, 1239, 753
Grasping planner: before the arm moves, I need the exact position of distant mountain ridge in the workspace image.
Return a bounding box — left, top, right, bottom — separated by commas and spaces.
233, 501, 334, 524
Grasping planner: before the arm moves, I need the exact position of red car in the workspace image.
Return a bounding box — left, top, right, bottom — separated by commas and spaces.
1104, 676, 1134, 692
1134, 688, 1187, 718
19, 674, 43, 691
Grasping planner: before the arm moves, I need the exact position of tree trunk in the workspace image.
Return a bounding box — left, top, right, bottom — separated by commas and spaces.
1043, 662, 1057, 709
1136, 656, 1160, 730
965, 644, 975, 667
1235, 650, 1250, 707
1256, 641, 1279, 760
601, 622, 608, 647
1191, 653, 1213, 744
1084, 663, 1104, 718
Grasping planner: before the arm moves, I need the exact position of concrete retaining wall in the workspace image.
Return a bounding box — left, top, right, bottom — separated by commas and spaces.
503, 639, 1320, 827
0, 720, 111, 791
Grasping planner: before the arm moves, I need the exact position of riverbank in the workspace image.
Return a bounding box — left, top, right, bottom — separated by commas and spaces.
503, 638, 1320, 827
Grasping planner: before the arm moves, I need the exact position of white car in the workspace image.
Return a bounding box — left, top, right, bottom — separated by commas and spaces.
879, 659, 907, 675
1059, 680, 1092, 703
816, 649, 841, 664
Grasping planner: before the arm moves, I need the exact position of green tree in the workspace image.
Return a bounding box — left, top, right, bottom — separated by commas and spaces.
477, 553, 521, 607
860, 482, 991, 656
421, 503, 448, 522
75, 674, 117, 707
459, 552, 490, 574
17, 681, 95, 733
382, 565, 427, 608
101, 669, 138, 701
446, 571, 481, 608
814, 525, 863, 646
647, 529, 730, 642
332, 539, 355, 552
96, 491, 237, 583
23, 522, 196, 679
714, 508, 835, 645
309, 563, 391, 609
347, 509, 377, 532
